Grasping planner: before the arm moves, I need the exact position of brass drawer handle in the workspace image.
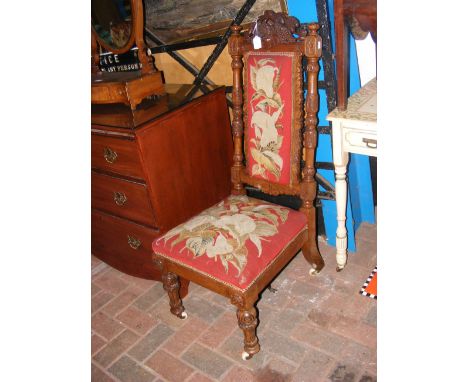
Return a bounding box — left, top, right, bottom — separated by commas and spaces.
127, 235, 141, 250
362, 138, 377, 149
103, 147, 118, 163
113, 191, 127, 206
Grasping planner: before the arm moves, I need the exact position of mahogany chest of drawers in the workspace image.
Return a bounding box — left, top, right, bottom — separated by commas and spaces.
91, 85, 233, 290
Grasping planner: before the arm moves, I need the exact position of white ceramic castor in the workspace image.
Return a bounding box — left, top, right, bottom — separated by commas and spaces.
309, 267, 318, 276
180, 311, 188, 319
241, 351, 251, 361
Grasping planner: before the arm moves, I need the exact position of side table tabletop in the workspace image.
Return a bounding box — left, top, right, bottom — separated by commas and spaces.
326, 77, 377, 270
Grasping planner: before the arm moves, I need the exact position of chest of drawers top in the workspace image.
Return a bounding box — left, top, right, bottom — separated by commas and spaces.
91, 84, 223, 131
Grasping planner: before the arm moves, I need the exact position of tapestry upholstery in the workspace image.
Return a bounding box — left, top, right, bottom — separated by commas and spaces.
245, 52, 295, 185
152, 195, 307, 290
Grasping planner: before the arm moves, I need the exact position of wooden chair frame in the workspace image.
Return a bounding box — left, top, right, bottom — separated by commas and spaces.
153, 11, 323, 360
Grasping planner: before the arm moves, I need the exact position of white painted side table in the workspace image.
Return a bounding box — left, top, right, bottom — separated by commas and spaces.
326, 78, 377, 270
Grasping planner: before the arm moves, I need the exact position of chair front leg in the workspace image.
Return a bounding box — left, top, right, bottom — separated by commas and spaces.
230, 293, 260, 360
162, 271, 187, 320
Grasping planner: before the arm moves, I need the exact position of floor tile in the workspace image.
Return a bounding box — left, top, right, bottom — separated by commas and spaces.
362, 304, 377, 327
163, 316, 210, 356
133, 284, 167, 312
187, 372, 216, 382
128, 323, 175, 361
145, 349, 195, 382
116, 306, 159, 335
92, 334, 107, 356
182, 342, 233, 379
183, 295, 226, 324
108, 355, 156, 382
221, 366, 255, 382
92, 311, 125, 341
328, 315, 377, 349
261, 330, 307, 364
92, 291, 115, 314
358, 371, 377, 382
198, 311, 239, 349
266, 308, 306, 335
340, 340, 376, 373
328, 362, 362, 382
91, 363, 115, 382
291, 323, 349, 357
94, 271, 129, 295
103, 285, 143, 317
292, 348, 335, 382
93, 329, 140, 368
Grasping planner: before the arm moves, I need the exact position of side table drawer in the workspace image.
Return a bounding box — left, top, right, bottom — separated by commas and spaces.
92, 172, 157, 227
92, 209, 161, 279
92, 134, 145, 179
342, 127, 377, 156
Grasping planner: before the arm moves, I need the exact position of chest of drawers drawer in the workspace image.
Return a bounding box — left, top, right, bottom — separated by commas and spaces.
91, 172, 157, 227
92, 209, 161, 279
91, 134, 145, 179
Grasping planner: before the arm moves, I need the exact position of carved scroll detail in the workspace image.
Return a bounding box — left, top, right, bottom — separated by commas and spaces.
230, 293, 245, 308
244, 10, 304, 46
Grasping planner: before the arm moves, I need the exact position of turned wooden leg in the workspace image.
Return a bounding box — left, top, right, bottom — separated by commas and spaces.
334, 153, 349, 271
162, 271, 187, 319
230, 294, 260, 360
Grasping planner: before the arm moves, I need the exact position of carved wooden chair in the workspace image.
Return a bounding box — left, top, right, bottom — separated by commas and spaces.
152, 11, 323, 360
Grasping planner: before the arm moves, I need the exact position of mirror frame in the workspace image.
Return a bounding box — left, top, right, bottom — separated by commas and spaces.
91, 0, 137, 54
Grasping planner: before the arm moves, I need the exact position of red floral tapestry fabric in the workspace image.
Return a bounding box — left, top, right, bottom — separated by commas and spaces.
245, 52, 294, 185
152, 195, 307, 291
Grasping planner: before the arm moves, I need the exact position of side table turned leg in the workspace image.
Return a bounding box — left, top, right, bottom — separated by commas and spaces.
334, 152, 349, 271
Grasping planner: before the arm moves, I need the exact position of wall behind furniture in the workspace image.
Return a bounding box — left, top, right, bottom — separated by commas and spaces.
154, 45, 233, 86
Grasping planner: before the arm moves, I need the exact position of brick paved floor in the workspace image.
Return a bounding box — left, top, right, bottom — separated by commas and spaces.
92, 223, 377, 382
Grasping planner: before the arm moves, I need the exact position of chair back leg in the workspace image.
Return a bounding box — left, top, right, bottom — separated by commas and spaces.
300, 207, 325, 274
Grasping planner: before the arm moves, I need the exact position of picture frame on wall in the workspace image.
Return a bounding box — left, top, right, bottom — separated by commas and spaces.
144, 0, 288, 44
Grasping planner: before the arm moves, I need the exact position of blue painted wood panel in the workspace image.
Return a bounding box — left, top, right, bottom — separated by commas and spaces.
288, 0, 375, 251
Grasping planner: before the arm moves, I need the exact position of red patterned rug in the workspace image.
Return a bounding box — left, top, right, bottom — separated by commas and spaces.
360, 267, 377, 299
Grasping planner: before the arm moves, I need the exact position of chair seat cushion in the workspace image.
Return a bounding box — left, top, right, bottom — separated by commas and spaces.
152, 195, 307, 291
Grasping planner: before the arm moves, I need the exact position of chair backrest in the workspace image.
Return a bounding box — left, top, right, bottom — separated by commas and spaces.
228, 11, 322, 211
